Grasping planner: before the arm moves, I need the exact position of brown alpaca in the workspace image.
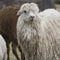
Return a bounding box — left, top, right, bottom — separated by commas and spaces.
0, 5, 25, 60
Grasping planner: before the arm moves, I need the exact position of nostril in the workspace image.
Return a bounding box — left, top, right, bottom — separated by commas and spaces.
31, 16, 34, 18
29, 16, 34, 22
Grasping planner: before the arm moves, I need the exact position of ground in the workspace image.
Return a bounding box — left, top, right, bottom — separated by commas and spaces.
56, 4, 60, 11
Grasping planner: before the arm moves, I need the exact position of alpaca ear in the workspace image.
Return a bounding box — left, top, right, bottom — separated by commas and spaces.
17, 10, 20, 16
17, 9, 23, 16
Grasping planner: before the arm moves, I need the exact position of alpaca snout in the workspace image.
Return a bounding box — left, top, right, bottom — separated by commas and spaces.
30, 15, 34, 21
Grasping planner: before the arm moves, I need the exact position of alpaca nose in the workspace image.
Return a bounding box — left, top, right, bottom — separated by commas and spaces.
29, 12, 34, 19
30, 16, 34, 19
30, 16, 34, 21
30, 16, 34, 20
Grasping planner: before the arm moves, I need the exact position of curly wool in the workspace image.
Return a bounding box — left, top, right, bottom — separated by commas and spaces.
0, 35, 7, 60
17, 3, 60, 60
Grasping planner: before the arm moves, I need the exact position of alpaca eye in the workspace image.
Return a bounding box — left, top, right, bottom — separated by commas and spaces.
23, 10, 27, 13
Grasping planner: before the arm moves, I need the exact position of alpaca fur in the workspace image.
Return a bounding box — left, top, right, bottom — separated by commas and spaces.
17, 3, 60, 60
17, 3, 39, 60
0, 34, 7, 60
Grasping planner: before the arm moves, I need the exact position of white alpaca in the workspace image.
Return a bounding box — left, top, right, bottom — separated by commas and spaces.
33, 9, 60, 60
17, 3, 39, 60
0, 35, 7, 60
17, 2, 60, 60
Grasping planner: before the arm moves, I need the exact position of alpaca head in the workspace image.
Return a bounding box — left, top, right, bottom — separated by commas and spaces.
17, 3, 39, 24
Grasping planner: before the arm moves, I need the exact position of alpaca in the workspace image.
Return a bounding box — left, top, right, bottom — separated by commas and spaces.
0, 5, 25, 60
0, 34, 7, 60
17, 3, 60, 60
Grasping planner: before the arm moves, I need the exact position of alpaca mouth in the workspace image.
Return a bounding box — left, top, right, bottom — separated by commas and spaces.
29, 17, 34, 22
30, 18, 33, 22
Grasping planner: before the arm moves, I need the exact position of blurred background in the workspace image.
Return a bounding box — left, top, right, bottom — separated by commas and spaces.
0, 0, 60, 9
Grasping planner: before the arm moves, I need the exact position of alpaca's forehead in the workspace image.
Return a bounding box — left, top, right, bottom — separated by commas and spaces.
21, 3, 38, 12
21, 3, 30, 10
